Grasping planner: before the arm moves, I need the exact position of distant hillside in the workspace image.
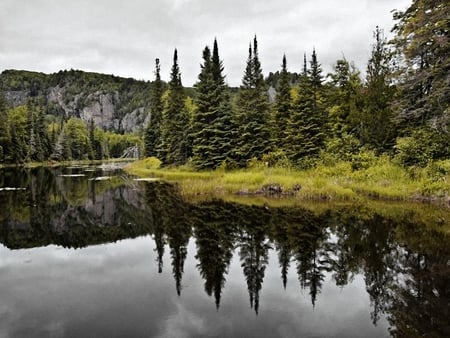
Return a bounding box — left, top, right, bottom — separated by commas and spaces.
0, 69, 159, 133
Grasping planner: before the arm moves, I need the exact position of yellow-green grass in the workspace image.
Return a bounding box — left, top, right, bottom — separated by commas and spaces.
126, 157, 450, 205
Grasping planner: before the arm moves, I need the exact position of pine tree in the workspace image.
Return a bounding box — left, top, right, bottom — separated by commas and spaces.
159, 49, 189, 165
272, 54, 292, 147
145, 58, 164, 158
234, 36, 271, 166
192, 39, 235, 169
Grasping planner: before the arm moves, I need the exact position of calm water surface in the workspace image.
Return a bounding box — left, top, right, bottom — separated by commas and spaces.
0, 166, 449, 337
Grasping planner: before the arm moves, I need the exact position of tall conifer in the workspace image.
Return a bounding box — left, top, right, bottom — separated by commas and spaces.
145, 58, 164, 157
272, 54, 292, 147
159, 49, 189, 165
192, 39, 235, 169
234, 36, 271, 166
286, 54, 324, 163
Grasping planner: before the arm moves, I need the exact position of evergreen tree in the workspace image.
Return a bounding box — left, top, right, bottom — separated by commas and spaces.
159, 49, 189, 165
392, 0, 450, 127
308, 48, 326, 132
286, 54, 324, 164
360, 27, 396, 153
192, 39, 235, 169
272, 54, 292, 147
88, 118, 96, 159
0, 93, 8, 162
328, 58, 363, 136
144, 58, 164, 158
7, 106, 29, 163
234, 36, 271, 166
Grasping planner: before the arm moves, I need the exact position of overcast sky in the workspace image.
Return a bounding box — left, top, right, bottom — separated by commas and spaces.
0, 0, 411, 86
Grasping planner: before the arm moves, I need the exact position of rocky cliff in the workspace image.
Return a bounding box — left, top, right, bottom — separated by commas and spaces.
0, 69, 156, 133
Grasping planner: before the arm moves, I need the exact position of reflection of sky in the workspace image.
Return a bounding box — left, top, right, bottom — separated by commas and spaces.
0, 237, 388, 338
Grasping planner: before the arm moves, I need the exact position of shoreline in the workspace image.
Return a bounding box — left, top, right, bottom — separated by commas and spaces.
124, 159, 450, 207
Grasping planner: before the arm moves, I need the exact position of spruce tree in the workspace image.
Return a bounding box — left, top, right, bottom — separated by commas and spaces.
234, 36, 271, 166
192, 39, 235, 169
286, 55, 324, 163
360, 27, 396, 153
145, 58, 164, 158
159, 49, 189, 165
272, 54, 292, 147
308, 48, 326, 132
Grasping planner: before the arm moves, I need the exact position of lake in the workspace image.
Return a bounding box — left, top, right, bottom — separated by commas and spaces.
0, 166, 449, 337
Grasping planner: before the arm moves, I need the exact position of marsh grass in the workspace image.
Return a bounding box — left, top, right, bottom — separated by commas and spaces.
125, 157, 450, 204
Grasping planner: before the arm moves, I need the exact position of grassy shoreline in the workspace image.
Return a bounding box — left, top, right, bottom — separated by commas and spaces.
125, 157, 450, 206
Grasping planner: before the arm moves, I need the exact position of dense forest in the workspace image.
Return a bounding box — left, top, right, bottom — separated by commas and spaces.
0, 0, 448, 168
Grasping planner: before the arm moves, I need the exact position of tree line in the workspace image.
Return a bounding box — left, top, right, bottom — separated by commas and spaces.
144, 0, 449, 169
1, 0, 448, 167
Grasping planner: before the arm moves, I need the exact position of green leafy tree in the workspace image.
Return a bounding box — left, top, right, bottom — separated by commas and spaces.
7, 106, 29, 163
63, 118, 91, 160
0, 93, 9, 162
159, 49, 189, 165
234, 36, 271, 166
144, 58, 164, 157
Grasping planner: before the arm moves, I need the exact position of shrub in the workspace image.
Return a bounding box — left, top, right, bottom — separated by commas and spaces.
262, 150, 291, 168
351, 148, 378, 170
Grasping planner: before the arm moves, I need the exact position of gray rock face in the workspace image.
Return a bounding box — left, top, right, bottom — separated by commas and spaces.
1, 70, 154, 133
80, 91, 117, 130
4, 90, 30, 106
121, 107, 149, 133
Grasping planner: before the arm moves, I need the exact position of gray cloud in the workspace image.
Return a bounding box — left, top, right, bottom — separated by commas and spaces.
0, 0, 411, 86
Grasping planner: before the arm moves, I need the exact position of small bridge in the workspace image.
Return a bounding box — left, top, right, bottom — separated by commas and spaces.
120, 145, 140, 159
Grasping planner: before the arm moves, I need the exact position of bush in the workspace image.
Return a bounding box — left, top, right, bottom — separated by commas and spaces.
262, 150, 291, 168
142, 156, 161, 169
394, 128, 450, 167
395, 135, 430, 167
323, 133, 361, 162
351, 148, 378, 170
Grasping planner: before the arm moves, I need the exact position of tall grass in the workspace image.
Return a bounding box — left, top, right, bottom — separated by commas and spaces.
125, 157, 450, 204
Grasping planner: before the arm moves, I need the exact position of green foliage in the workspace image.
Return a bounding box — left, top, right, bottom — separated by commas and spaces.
394, 127, 450, 167
261, 150, 291, 168
234, 36, 272, 166
272, 55, 292, 146
144, 58, 164, 157
359, 27, 396, 153
350, 148, 378, 171
63, 118, 91, 160
6, 106, 29, 163
1, 69, 155, 129
159, 49, 190, 166
285, 55, 325, 164
322, 133, 361, 163
191, 40, 235, 170
327, 58, 363, 136
392, 0, 450, 127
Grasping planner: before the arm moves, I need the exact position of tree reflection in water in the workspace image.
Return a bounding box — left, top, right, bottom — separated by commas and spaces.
0, 168, 449, 336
